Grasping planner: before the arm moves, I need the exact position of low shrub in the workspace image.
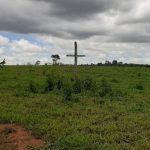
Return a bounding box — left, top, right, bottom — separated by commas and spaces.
63, 87, 72, 101
83, 77, 96, 91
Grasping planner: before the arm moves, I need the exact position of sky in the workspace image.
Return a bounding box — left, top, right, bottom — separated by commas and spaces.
0, 0, 150, 65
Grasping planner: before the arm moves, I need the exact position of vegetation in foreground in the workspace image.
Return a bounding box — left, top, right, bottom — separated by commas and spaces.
0, 66, 150, 149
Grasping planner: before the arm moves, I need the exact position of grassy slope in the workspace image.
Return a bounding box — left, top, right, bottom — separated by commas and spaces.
0, 66, 150, 149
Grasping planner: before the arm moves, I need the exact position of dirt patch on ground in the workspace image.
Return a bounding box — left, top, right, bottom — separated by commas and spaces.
0, 124, 45, 150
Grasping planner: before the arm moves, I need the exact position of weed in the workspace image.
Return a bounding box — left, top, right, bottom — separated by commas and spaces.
27, 145, 40, 150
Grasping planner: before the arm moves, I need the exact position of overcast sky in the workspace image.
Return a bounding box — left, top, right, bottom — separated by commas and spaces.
0, 0, 150, 65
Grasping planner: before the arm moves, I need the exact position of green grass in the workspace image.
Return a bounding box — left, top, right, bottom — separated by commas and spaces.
1, 66, 150, 149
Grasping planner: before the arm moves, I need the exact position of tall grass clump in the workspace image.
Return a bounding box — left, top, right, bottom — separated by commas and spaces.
99, 79, 112, 97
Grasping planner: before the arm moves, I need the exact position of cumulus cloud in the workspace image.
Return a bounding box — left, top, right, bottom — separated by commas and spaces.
0, 0, 139, 39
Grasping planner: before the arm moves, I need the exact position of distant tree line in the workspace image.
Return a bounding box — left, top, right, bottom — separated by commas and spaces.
96, 60, 150, 68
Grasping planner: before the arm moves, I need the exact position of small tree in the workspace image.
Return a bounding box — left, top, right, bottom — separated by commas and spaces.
112, 60, 118, 65
51, 54, 60, 65
105, 60, 111, 65
35, 60, 40, 65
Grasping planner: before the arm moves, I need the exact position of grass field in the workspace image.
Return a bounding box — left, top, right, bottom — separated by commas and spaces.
1, 66, 150, 150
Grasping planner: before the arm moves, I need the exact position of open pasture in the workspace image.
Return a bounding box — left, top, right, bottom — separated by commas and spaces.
0, 66, 150, 150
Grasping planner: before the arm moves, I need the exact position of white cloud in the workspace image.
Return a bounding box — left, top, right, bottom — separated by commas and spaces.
0, 35, 9, 45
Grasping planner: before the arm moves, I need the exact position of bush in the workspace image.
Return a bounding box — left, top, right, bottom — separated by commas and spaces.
83, 77, 96, 91
72, 77, 82, 94
63, 87, 72, 101
28, 81, 37, 93
44, 77, 54, 92
99, 79, 112, 97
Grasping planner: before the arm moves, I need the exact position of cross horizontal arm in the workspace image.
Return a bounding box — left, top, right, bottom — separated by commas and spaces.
66, 55, 75, 57
77, 55, 86, 57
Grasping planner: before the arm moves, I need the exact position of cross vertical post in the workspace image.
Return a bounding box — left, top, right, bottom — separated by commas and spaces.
75, 41, 77, 66
66, 41, 85, 66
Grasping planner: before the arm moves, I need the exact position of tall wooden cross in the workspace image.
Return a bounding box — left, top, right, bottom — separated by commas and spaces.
66, 41, 85, 66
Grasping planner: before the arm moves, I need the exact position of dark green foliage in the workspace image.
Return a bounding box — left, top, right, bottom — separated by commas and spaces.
111, 78, 119, 83
135, 102, 145, 112
63, 87, 72, 101
137, 73, 141, 77
99, 100, 105, 105
71, 77, 75, 82
44, 77, 54, 92
130, 102, 145, 113
72, 77, 82, 94
135, 84, 144, 90
83, 77, 96, 91
55, 79, 63, 90
99, 79, 112, 97
28, 81, 37, 93
43, 70, 46, 76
